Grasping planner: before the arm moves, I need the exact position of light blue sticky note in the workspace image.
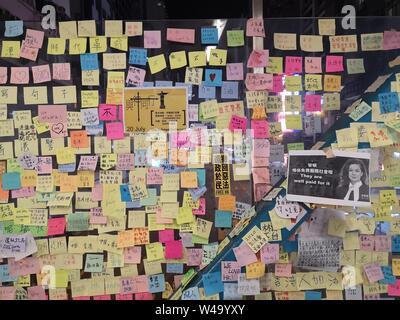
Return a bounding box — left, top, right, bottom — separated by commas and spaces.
58, 163, 76, 173
126, 200, 142, 208
166, 263, 184, 274
221, 81, 239, 99
202, 272, 223, 297
134, 149, 148, 166
204, 69, 223, 87
143, 81, 155, 87
379, 266, 396, 285
305, 291, 322, 300
148, 274, 165, 293
192, 169, 206, 187
201, 27, 218, 44
129, 48, 147, 66
2, 172, 21, 191
189, 186, 207, 201
182, 287, 200, 300
175, 82, 192, 101
86, 123, 104, 136
67, 212, 90, 232
80, 53, 99, 71
0, 265, 17, 283
224, 283, 242, 300
84, 254, 104, 273
198, 83, 216, 99
215, 210, 232, 228
392, 235, 400, 253
155, 81, 173, 87
379, 92, 400, 114
5, 21, 23, 37
140, 188, 157, 206
120, 184, 132, 202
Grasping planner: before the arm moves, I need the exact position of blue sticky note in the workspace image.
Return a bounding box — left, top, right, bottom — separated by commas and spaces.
5, 21, 23, 37
58, 163, 76, 172
379, 92, 400, 114
221, 81, 239, 99
126, 200, 142, 208
135, 149, 148, 166
120, 185, 132, 202
182, 287, 201, 300
189, 186, 207, 201
129, 48, 147, 66
282, 237, 299, 253
392, 235, 400, 253
198, 83, 216, 99
305, 291, 322, 300
0, 265, 17, 283
215, 210, 232, 228
192, 169, 206, 187
148, 274, 165, 293
201, 27, 219, 44
204, 69, 223, 87
156, 81, 173, 87
80, 53, 99, 71
379, 266, 396, 285
166, 263, 184, 274
143, 81, 155, 87
175, 82, 193, 101
86, 123, 104, 136
2, 172, 21, 191
202, 272, 223, 297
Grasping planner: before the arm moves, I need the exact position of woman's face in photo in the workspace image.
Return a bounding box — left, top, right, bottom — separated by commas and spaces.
348, 164, 363, 184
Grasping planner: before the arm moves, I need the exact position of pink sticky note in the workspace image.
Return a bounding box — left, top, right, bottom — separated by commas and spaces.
126, 66, 146, 86
124, 247, 141, 264
226, 63, 244, 81
233, 242, 257, 267
106, 121, 125, 140
247, 49, 269, 68
252, 157, 269, 168
73, 296, 90, 300
359, 235, 374, 251
251, 120, 269, 138
166, 28, 195, 44
90, 207, 107, 225
388, 279, 400, 296
221, 261, 241, 281
20, 40, 39, 61
99, 104, 117, 121
229, 115, 247, 132
260, 243, 279, 264
93, 295, 111, 300
116, 154, 135, 171
47, 217, 66, 236
8, 257, 41, 277
275, 263, 292, 277
11, 187, 35, 199
383, 31, 400, 50
147, 168, 163, 185
118, 105, 123, 121
374, 235, 391, 252
272, 75, 284, 93
245, 73, 273, 91
32, 64, 51, 84
36, 157, 53, 174
165, 240, 183, 259
246, 17, 265, 37
285, 56, 303, 74
0, 67, 8, 84
326, 55, 344, 73
305, 57, 322, 74
28, 286, 47, 300
50, 122, 67, 139
187, 248, 203, 266
91, 183, 103, 201
135, 292, 153, 300
252, 167, 270, 184
253, 139, 270, 157
304, 94, 322, 112
170, 130, 190, 148
0, 286, 16, 300
174, 275, 184, 288
192, 198, 206, 216
363, 263, 384, 283
52, 63, 71, 81
144, 30, 161, 48
10, 67, 29, 84
38, 104, 67, 124
134, 275, 149, 293
159, 230, 174, 243
115, 294, 134, 300
25, 29, 44, 48
156, 206, 173, 224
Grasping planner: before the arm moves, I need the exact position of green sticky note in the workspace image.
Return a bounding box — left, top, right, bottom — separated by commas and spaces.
227, 30, 244, 47
287, 142, 305, 151
191, 234, 209, 245
6, 159, 23, 174
67, 212, 89, 232
84, 254, 104, 273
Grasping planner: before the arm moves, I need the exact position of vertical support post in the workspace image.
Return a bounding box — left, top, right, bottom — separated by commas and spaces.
252, 0, 264, 74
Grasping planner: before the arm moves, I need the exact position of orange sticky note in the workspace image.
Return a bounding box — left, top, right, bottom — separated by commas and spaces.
180, 171, 198, 188
218, 195, 236, 211
70, 130, 89, 148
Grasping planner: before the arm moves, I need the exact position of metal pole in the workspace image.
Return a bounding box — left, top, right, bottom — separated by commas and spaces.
252, 0, 264, 74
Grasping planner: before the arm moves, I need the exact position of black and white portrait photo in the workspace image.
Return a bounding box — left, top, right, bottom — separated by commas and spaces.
286, 150, 371, 207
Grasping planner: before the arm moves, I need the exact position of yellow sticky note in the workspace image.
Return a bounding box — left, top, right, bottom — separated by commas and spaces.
209, 49, 227, 66
336, 127, 358, 148
176, 207, 194, 225
368, 126, 393, 148
185, 67, 203, 85
0, 86, 18, 104
69, 38, 87, 54
285, 115, 303, 130
193, 217, 212, 239
266, 57, 283, 74
379, 190, 397, 207
246, 261, 265, 279
148, 54, 167, 74
56, 147, 76, 164
392, 259, 400, 276
105, 20, 123, 37
285, 76, 303, 92
324, 74, 341, 92
1, 41, 20, 58
180, 171, 198, 188
200, 99, 218, 119
318, 19, 336, 36
243, 226, 268, 253
188, 51, 207, 67
23, 86, 48, 105
169, 51, 187, 69
53, 86, 77, 104
103, 53, 126, 70
300, 35, 323, 52
107, 71, 125, 89
81, 90, 99, 108
285, 95, 301, 112
305, 74, 323, 91
328, 217, 347, 238
110, 37, 128, 51
47, 38, 66, 55
82, 70, 99, 86
89, 37, 107, 53
78, 20, 97, 37
343, 232, 360, 250
59, 21, 78, 39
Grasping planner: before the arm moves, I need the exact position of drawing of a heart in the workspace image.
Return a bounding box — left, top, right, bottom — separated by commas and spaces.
52, 123, 64, 134
209, 73, 216, 81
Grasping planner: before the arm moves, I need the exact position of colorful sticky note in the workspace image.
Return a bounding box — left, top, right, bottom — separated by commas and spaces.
5, 21, 23, 37
204, 69, 222, 87
379, 92, 400, 114
166, 28, 195, 44
80, 53, 98, 71
304, 95, 322, 112
2, 172, 21, 190
202, 272, 223, 297
106, 121, 124, 140
144, 30, 161, 48
165, 240, 183, 259
201, 27, 218, 44
215, 210, 232, 228
129, 48, 147, 66
227, 30, 244, 47
246, 17, 265, 37
326, 55, 344, 73
147, 54, 167, 74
